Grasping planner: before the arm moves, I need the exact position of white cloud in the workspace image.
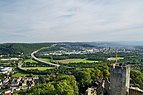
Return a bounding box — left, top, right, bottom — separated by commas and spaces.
0, 0, 143, 42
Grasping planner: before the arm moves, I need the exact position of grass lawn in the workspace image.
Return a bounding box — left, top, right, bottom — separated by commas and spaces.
13, 72, 29, 77
39, 58, 99, 64
39, 58, 52, 62
107, 57, 124, 61
24, 67, 54, 71
24, 59, 37, 63
56, 59, 99, 64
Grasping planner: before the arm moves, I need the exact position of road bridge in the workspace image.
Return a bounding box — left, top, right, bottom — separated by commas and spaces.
31, 44, 60, 67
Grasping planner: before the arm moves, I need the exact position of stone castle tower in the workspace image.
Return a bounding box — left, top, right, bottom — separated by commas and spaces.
110, 65, 130, 95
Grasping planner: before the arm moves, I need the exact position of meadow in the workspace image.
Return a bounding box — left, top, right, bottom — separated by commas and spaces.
56, 59, 98, 64
24, 59, 37, 63
107, 57, 124, 61
23, 67, 54, 71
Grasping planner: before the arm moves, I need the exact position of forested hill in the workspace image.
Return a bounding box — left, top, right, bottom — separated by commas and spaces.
0, 43, 52, 55
0, 42, 93, 55
1, 42, 142, 55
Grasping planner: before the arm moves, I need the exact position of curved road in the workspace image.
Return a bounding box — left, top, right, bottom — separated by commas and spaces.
31, 44, 60, 67
18, 61, 25, 70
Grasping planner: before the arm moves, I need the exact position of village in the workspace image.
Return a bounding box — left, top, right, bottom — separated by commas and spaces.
0, 65, 39, 95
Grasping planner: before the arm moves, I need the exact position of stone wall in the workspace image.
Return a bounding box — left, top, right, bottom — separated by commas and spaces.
104, 78, 110, 95
110, 65, 130, 95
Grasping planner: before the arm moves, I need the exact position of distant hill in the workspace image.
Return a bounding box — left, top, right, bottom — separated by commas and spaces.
86, 41, 143, 47
0, 42, 143, 55
0, 43, 51, 55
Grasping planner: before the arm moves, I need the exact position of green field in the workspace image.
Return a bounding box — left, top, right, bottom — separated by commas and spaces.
39, 58, 99, 64
13, 72, 29, 77
24, 67, 54, 71
39, 58, 51, 62
107, 57, 124, 61
24, 59, 37, 63
56, 59, 99, 64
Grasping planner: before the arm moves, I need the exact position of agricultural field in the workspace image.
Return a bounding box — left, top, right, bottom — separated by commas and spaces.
55, 59, 99, 64
24, 67, 54, 71
13, 72, 29, 77
39, 58, 99, 64
24, 59, 37, 63
107, 57, 124, 61
39, 58, 52, 62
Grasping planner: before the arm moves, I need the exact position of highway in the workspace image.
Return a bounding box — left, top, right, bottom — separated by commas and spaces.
17, 61, 25, 70
31, 44, 60, 67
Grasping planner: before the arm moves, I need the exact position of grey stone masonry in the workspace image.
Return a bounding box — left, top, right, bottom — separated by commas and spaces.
110, 65, 130, 95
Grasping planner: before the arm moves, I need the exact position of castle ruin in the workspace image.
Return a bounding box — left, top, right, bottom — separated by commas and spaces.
110, 65, 130, 95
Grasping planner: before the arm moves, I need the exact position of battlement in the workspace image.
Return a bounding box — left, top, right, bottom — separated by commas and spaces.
111, 65, 130, 73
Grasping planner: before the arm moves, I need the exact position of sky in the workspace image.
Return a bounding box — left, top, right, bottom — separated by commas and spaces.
0, 0, 143, 43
